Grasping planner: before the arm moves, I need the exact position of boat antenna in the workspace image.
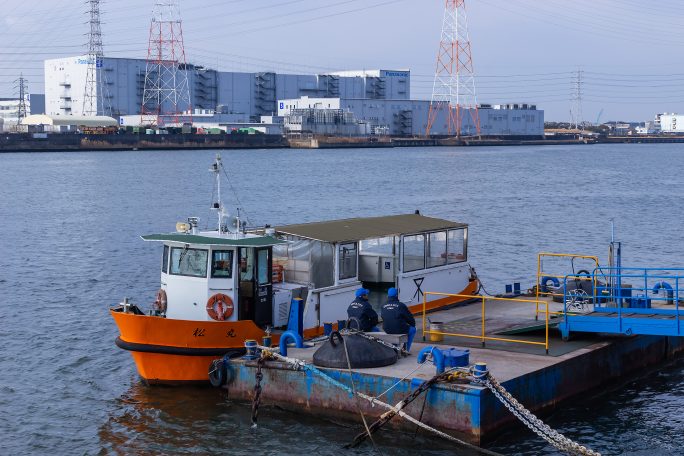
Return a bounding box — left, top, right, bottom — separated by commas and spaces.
210, 153, 227, 233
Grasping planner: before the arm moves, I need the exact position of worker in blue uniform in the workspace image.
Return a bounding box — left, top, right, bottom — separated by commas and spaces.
381, 287, 416, 351
347, 288, 379, 332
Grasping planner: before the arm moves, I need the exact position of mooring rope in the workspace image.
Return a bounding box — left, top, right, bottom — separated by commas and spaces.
254, 345, 500, 455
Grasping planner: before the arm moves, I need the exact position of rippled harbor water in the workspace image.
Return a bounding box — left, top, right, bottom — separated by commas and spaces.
2, 144, 684, 455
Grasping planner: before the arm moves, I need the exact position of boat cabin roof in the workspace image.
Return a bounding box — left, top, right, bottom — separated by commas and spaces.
275, 213, 467, 243
141, 233, 285, 247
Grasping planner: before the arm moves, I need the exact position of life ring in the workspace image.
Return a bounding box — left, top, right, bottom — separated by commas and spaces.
206, 293, 234, 321
153, 288, 167, 313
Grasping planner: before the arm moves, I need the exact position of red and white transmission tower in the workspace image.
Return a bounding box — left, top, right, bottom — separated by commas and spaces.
426, 0, 480, 137
141, 0, 192, 126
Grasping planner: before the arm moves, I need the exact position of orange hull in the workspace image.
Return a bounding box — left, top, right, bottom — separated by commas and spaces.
111, 310, 269, 383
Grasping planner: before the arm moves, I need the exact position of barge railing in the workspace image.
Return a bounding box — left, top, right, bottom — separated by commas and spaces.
536, 252, 599, 319
559, 267, 684, 339
421, 292, 550, 354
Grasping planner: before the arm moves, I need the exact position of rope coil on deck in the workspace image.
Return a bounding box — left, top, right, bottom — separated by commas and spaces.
472, 366, 601, 456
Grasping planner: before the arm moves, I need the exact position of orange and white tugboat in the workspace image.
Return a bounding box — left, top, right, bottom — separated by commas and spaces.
111, 154, 479, 384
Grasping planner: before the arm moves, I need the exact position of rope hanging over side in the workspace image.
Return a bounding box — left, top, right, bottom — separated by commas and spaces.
346, 370, 449, 449
253, 345, 499, 456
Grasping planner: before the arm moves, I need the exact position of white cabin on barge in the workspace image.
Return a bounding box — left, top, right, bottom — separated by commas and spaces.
268, 213, 474, 332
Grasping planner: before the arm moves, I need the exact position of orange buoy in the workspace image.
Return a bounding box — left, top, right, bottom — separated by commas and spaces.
153, 288, 168, 314
206, 293, 234, 321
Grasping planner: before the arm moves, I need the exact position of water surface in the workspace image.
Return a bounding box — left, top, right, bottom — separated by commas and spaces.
1, 144, 683, 455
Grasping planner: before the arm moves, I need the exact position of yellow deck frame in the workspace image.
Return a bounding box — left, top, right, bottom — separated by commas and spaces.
421, 292, 550, 354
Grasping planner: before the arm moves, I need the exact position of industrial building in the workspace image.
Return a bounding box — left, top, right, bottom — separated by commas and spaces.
43, 54, 543, 137
658, 113, 684, 133
0, 94, 45, 132
44, 55, 410, 121
278, 97, 544, 137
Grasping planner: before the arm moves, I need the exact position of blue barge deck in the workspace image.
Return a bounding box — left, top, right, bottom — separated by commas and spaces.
218, 299, 684, 446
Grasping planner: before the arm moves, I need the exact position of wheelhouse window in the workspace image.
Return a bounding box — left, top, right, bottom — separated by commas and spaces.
403, 234, 425, 272
170, 247, 208, 278
211, 250, 233, 278
257, 248, 270, 285
427, 231, 447, 268
338, 242, 358, 280
162, 245, 169, 274
447, 228, 467, 263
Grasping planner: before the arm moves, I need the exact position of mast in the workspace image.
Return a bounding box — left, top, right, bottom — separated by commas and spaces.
210, 153, 224, 233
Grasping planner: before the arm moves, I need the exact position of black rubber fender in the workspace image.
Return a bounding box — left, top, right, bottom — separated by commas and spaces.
209, 359, 227, 387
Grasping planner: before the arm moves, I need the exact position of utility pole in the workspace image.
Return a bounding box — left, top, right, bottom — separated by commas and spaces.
426, 0, 480, 137
83, 0, 112, 116
14, 74, 28, 124
570, 68, 584, 131
141, 0, 193, 127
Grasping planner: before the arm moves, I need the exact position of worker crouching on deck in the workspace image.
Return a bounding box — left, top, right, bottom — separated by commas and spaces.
347, 288, 379, 332
381, 288, 416, 352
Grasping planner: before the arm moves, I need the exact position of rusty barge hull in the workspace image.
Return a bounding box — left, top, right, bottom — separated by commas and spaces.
221, 335, 684, 445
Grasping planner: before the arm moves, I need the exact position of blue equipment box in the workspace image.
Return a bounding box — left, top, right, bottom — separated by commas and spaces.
443, 348, 470, 368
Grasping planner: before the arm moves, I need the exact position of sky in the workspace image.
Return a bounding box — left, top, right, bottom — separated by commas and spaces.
2, 0, 684, 122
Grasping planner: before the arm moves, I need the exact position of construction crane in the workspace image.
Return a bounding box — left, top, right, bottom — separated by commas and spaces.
596, 108, 604, 126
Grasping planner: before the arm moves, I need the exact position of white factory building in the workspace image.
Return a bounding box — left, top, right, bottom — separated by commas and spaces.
658, 113, 684, 133
278, 97, 544, 137
0, 94, 45, 132
44, 55, 410, 120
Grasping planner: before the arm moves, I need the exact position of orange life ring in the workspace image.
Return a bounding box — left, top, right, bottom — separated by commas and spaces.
206, 293, 234, 321
153, 288, 167, 313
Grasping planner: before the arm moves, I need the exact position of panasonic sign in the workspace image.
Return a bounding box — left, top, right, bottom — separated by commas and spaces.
382, 71, 409, 77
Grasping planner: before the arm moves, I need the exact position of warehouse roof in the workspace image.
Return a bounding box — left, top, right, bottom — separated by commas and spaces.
275, 214, 467, 243
21, 114, 118, 127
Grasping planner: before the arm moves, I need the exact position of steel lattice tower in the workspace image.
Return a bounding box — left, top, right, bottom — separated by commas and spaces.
570, 68, 584, 130
15, 74, 28, 123
426, 0, 480, 137
83, 0, 112, 116
141, 0, 192, 126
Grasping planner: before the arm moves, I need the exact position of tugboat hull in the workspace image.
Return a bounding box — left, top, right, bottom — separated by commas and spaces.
110, 310, 267, 383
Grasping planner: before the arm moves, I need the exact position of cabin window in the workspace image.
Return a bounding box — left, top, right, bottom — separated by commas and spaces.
338, 242, 358, 280
273, 237, 334, 289
211, 250, 233, 278
403, 234, 425, 272
257, 249, 270, 285
447, 228, 467, 263
360, 237, 394, 256
170, 247, 208, 278
162, 245, 169, 273
427, 231, 447, 268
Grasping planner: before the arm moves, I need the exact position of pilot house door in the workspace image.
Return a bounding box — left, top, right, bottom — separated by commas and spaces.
254, 247, 273, 327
